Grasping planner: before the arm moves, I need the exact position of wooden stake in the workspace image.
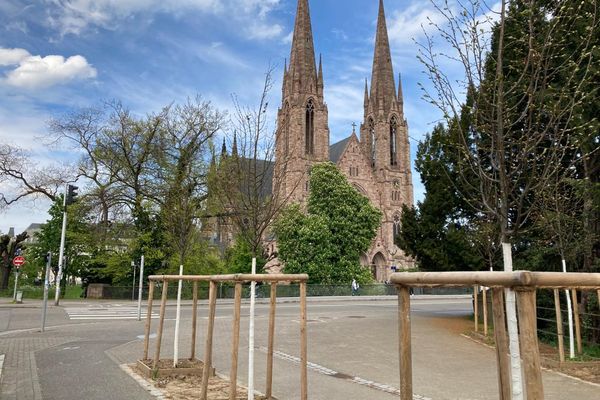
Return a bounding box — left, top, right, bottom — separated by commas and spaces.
153, 280, 169, 370
483, 288, 488, 336
516, 289, 544, 400
300, 282, 308, 400
554, 289, 565, 363
191, 281, 198, 360
398, 286, 413, 400
474, 285, 479, 332
491, 288, 510, 400
229, 283, 242, 400
200, 281, 217, 400
571, 289, 582, 355
266, 283, 277, 399
143, 282, 155, 360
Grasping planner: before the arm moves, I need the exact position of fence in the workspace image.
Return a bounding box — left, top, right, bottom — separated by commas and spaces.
390, 271, 600, 400
143, 273, 309, 400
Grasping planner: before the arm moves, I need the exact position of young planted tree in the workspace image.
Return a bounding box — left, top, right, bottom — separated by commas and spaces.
274, 162, 381, 284
419, 0, 598, 395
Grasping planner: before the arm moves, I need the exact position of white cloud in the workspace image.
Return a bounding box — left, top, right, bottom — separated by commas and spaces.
387, 2, 447, 46
247, 22, 283, 40
45, 0, 282, 40
0, 48, 31, 66
0, 48, 97, 89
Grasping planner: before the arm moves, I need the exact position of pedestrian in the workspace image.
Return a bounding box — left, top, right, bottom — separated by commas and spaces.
351, 279, 359, 296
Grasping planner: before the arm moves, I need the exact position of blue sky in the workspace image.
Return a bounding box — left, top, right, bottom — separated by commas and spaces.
0, 0, 457, 233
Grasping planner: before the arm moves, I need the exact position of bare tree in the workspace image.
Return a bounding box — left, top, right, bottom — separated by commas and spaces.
418, 0, 598, 396
0, 143, 71, 208
209, 67, 300, 259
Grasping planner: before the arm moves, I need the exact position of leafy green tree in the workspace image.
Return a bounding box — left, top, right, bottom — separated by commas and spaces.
274, 162, 381, 284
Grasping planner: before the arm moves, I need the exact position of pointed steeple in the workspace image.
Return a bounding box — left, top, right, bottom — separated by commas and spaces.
232, 131, 238, 157
221, 137, 227, 158
317, 53, 323, 87
286, 0, 318, 95
370, 0, 397, 113
397, 73, 403, 104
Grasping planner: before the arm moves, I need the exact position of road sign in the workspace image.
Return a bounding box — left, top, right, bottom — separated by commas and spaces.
12, 256, 25, 267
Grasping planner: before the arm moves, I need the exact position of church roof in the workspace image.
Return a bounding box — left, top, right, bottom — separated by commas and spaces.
329, 136, 351, 164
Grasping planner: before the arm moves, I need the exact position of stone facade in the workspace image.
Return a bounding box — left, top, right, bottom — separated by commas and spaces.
273, 0, 414, 282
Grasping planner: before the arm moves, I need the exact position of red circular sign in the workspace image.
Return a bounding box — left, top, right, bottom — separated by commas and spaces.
13, 256, 25, 266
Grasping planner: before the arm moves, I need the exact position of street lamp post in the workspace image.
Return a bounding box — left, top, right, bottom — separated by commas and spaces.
131, 261, 136, 301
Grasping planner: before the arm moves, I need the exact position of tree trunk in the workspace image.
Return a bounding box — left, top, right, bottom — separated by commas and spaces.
502, 242, 524, 399
1, 265, 10, 290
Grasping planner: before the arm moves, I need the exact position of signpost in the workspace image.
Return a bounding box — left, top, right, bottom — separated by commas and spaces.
41, 253, 51, 332
12, 256, 25, 301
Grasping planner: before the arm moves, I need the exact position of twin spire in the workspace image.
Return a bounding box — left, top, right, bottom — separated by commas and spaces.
285, 0, 402, 110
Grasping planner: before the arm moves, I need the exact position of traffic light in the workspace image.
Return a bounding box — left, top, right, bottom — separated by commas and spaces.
66, 185, 78, 205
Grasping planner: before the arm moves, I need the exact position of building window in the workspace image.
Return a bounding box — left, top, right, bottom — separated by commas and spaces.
390, 116, 398, 166
392, 191, 401, 202
369, 118, 375, 167
349, 167, 359, 177
305, 99, 315, 155
393, 213, 401, 238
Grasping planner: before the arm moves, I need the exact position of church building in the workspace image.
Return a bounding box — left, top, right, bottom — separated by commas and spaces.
273, 0, 414, 281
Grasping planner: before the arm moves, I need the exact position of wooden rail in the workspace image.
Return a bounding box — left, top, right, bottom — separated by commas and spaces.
390, 271, 600, 400
142, 273, 309, 400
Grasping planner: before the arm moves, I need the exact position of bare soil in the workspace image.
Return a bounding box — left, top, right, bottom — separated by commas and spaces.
132, 361, 270, 400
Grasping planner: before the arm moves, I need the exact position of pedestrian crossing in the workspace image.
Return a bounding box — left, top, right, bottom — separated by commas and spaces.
64, 304, 159, 320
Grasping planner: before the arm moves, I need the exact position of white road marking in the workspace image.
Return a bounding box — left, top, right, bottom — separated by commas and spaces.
65, 306, 159, 320
0, 354, 5, 381
258, 347, 431, 400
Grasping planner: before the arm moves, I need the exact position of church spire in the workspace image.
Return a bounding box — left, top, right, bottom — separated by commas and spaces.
232, 131, 238, 157
397, 73, 403, 104
286, 0, 318, 96
363, 78, 369, 110
370, 0, 397, 113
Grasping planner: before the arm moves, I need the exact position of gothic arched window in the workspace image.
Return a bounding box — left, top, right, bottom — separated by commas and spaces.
390, 116, 398, 166
393, 213, 401, 238
305, 99, 315, 155
283, 102, 290, 156
369, 117, 375, 167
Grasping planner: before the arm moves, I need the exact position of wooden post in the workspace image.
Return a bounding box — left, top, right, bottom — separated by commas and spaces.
143, 281, 155, 360
516, 289, 544, 400
397, 286, 413, 400
266, 283, 277, 399
229, 283, 242, 400
571, 289, 582, 355
597, 289, 600, 311
491, 288, 510, 400
300, 282, 308, 400
153, 280, 169, 370
474, 285, 479, 332
483, 288, 488, 336
191, 281, 198, 360
200, 281, 217, 400
554, 289, 565, 363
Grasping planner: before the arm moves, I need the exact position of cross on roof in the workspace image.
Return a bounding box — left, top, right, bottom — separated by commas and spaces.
351, 122, 357, 133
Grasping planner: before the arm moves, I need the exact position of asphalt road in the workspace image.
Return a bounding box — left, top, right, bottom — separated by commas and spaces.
1, 297, 599, 399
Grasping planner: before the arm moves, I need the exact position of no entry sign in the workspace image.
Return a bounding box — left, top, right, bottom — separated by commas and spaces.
12, 256, 25, 267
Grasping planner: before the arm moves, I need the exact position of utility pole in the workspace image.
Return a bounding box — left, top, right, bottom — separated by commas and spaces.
137, 255, 145, 321
131, 260, 136, 301
41, 252, 51, 332
55, 184, 78, 306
